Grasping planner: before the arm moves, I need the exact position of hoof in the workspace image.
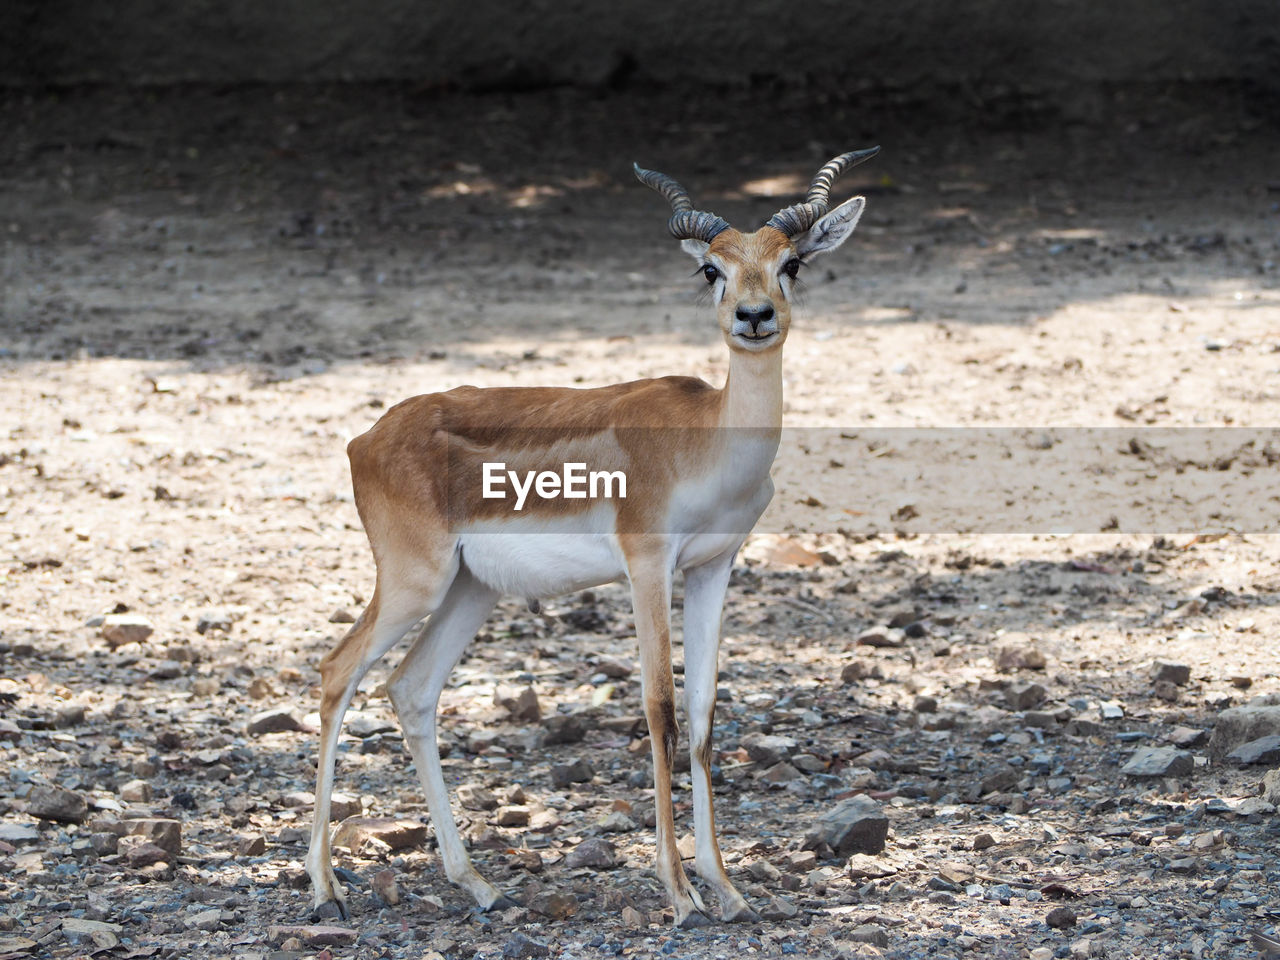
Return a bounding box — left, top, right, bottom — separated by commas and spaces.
486, 893, 520, 912
677, 908, 715, 929
310, 898, 348, 922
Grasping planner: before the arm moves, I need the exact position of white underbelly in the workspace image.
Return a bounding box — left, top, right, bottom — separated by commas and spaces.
458, 520, 626, 598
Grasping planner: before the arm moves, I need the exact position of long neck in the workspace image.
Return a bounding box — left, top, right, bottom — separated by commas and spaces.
718, 346, 784, 431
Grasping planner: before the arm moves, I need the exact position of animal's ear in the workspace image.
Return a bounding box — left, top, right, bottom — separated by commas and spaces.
795, 196, 866, 258
681, 238, 710, 260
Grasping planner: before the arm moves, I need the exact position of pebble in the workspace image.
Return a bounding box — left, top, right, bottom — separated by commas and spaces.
1122, 746, 1193, 778
995, 638, 1048, 671
1226, 734, 1280, 765
267, 924, 358, 947
101, 614, 154, 648
742, 733, 798, 765
1263, 768, 1280, 804
1006, 682, 1048, 711
27, 784, 89, 824
246, 707, 308, 735
527, 890, 577, 920
760, 896, 799, 921
118, 779, 153, 803
1151, 661, 1191, 685
458, 784, 499, 810
328, 609, 357, 624
330, 818, 426, 852
564, 837, 617, 869
370, 868, 400, 905
855, 627, 905, 648
195, 611, 234, 634
1208, 704, 1280, 758
550, 756, 594, 787
804, 794, 888, 855
542, 714, 586, 744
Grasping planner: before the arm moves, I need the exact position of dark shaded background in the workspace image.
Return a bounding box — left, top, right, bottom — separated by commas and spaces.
3, 0, 1279, 104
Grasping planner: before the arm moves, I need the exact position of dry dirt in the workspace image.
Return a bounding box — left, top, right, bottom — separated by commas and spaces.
1, 84, 1280, 960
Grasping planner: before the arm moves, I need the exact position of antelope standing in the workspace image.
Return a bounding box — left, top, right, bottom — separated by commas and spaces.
306, 148, 879, 927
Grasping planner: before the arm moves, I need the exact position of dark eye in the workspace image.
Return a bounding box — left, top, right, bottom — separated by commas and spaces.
702, 264, 720, 284
783, 258, 801, 280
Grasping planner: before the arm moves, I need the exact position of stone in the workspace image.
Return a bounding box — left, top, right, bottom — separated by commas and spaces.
494, 806, 530, 827
804, 794, 889, 856
1098, 701, 1126, 720
495, 685, 541, 722
1006, 682, 1048, 711
458, 784, 499, 811
101, 614, 154, 648
1227, 735, 1280, 765
856, 627, 904, 648
980, 764, 1020, 795
346, 711, 396, 737
550, 757, 595, 787
0, 823, 40, 845
1166, 726, 1207, 748
598, 811, 636, 832
246, 707, 307, 735
28, 784, 88, 824
62, 917, 122, 948
195, 611, 234, 634
760, 762, 804, 783
371, 868, 400, 905
742, 733, 798, 766
1263, 768, 1280, 804
503, 932, 551, 958
760, 896, 799, 921
914, 695, 938, 713
528, 890, 578, 920
1152, 661, 1191, 685
331, 817, 426, 852
995, 638, 1048, 671
972, 832, 996, 851
542, 714, 586, 745
328, 609, 357, 624
849, 925, 890, 947
186, 908, 223, 931
119, 836, 170, 867
1121, 747, 1193, 778
118, 779, 153, 803
1208, 704, 1280, 759
846, 854, 896, 879
841, 660, 876, 683
748, 859, 782, 881
1153, 680, 1179, 702
564, 837, 617, 868
1047, 906, 1077, 929
125, 818, 182, 855
267, 925, 359, 947
595, 657, 633, 678
237, 834, 267, 857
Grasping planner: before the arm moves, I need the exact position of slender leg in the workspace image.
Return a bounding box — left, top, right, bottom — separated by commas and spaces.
682, 552, 757, 922
627, 550, 710, 928
385, 565, 510, 910
306, 555, 459, 919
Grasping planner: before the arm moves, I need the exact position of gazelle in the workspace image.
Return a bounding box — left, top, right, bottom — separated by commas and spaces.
305, 148, 879, 927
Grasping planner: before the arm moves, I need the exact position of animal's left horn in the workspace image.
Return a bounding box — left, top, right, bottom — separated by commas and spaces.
634, 163, 730, 243
765, 146, 880, 238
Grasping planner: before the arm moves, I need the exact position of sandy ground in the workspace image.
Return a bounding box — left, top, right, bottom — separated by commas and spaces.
1, 84, 1280, 960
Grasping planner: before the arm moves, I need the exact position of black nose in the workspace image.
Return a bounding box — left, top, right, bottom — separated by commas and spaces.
735, 304, 775, 331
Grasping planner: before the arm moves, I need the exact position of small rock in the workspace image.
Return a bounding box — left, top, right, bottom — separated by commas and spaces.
267, 925, 358, 947
247, 707, 307, 735
972, 832, 996, 851
495, 685, 541, 722
550, 757, 595, 787
1208, 704, 1280, 758
760, 896, 799, 921
1152, 661, 1191, 685
124, 818, 182, 855
1153, 680, 1180, 702
849, 925, 889, 947
345, 711, 396, 738
840, 660, 877, 683
0, 823, 40, 845
1006, 682, 1048, 711
527, 890, 578, 920
331, 817, 426, 852
101, 614, 154, 648
1227, 735, 1280, 765
458, 784, 499, 811
237, 834, 267, 857
328, 609, 357, 624
118, 779, 153, 803
61, 918, 123, 946
1046, 906, 1077, 929
595, 657, 633, 678
980, 765, 1020, 795
28, 784, 88, 824
620, 905, 646, 928
119, 836, 170, 867
564, 837, 617, 869
370, 868, 400, 905
856, 627, 904, 648
1098, 700, 1126, 720
804, 794, 888, 856
742, 733, 798, 766
846, 854, 896, 879
1121, 746, 1193, 778
598, 811, 636, 833
1030, 950, 1054, 960
995, 638, 1048, 671
542, 714, 586, 745
494, 806, 530, 827
195, 611, 234, 635
1166, 725, 1207, 748
512, 849, 544, 872
186, 908, 222, 931
760, 762, 804, 784
1262, 768, 1280, 804
913, 695, 938, 714
748, 859, 782, 882
1230, 675, 1253, 690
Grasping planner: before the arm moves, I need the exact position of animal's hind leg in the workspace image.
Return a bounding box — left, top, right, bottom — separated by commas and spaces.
306, 552, 459, 920
385, 564, 506, 909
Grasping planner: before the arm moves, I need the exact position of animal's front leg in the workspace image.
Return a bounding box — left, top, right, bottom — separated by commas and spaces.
682, 553, 758, 922
627, 548, 710, 928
